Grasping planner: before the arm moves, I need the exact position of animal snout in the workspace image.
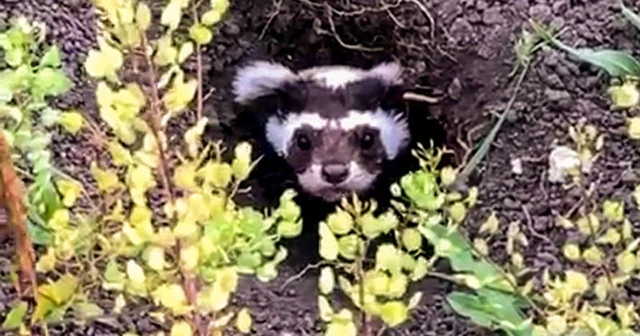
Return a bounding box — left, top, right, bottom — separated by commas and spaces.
321, 163, 349, 184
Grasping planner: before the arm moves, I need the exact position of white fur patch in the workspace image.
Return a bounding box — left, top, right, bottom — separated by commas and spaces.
297, 162, 377, 202
265, 108, 410, 159
232, 61, 404, 104
298, 62, 403, 90
338, 109, 410, 159
232, 61, 296, 104
265, 113, 328, 156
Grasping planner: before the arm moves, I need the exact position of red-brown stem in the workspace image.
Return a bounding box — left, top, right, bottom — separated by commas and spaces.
192, 8, 204, 121
138, 34, 207, 334
0, 131, 37, 298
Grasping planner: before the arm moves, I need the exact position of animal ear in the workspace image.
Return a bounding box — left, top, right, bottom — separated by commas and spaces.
232, 61, 298, 105
368, 61, 404, 87
344, 62, 407, 110
370, 61, 407, 109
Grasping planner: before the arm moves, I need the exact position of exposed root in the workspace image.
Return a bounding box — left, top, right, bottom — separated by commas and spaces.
259, 0, 284, 40
403, 92, 441, 104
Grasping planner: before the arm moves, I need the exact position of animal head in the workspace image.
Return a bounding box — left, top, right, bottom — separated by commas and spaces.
231, 61, 411, 202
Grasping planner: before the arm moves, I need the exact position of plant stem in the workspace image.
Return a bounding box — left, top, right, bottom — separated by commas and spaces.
0, 130, 37, 298
139, 35, 176, 202
139, 34, 206, 334
358, 239, 370, 336
457, 62, 530, 182
191, 7, 204, 121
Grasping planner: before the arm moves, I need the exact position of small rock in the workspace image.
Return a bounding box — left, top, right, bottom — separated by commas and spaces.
224, 21, 241, 36
482, 7, 504, 25
529, 4, 552, 23
503, 197, 520, 209
447, 77, 462, 101
545, 88, 571, 103
511, 158, 523, 175
449, 17, 473, 44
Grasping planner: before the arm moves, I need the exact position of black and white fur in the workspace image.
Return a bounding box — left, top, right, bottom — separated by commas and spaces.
231, 60, 413, 204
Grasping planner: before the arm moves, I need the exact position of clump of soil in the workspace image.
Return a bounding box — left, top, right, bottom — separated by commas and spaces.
3, 0, 640, 335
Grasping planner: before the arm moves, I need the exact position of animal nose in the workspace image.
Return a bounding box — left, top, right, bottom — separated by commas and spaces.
321, 164, 349, 184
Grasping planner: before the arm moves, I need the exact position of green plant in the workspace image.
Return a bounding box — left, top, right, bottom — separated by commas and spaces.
0, 16, 80, 247
2, 1, 304, 335
531, 122, 640, 336
533, 1, 640, 123
316, 143, 532, 336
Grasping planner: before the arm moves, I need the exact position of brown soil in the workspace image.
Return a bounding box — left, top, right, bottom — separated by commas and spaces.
2, 0, 640, 335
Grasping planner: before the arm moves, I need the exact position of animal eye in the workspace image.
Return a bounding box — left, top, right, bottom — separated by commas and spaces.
360, 132, 375, 150
296, 134, 311, 151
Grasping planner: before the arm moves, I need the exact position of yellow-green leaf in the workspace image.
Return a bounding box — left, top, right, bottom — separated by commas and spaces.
379, 301, 408, 327
479, 212, 499, 235
2, 301, 28, 329
154, 34, 177, 66
189, 24, 212, 44
545, 315, 567, 336
583, 245, 604, 266
210, 162, 232, 188
608, 81, 640, 109
184, 117, 209, 158
59, 111, 84, 134
277, 220, 302, 238
126, 259, 145, 284
56, 179, 82, 207
401, 228, 422, 252
235, 308, 252, 334
562, 243, 581, 261
319, 222, 339, 261
170, 320, 193, 336
84, 38, 123, 80
318, 295, 334, 322
161, 1, 182, 31
387, 273, 408, 298
375, 244, 403, 275
628, 116, 640, 139
326, 210, 353, 235
107, 141, 133, 166
319, 267, 335, 295
135, 2, 151, 31
440, 166, 457, 186
177, 42, 194, 64
603, 199, 625, 222
202, 9, 223, 26
163, 75, 197, 114
617, 251, 637, 274
146, 246, 166, 271
180, 245, 200, 271
576, 214, 600, 236
91, 162, 121, 192
36, 248, 57, 272
174, 162, 198, 190
597, 228, 621, 246
154, 284, 189, 314
616, 303, 636, 328
325, 319, 357, 336
565, 270, 589, 295
473, 238, 489, 256
533, 325, 550, 336
448, 202, 466, 223
594, 276, 610, 302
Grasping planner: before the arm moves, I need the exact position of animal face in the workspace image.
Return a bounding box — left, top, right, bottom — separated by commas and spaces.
232, 61, 411, 202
